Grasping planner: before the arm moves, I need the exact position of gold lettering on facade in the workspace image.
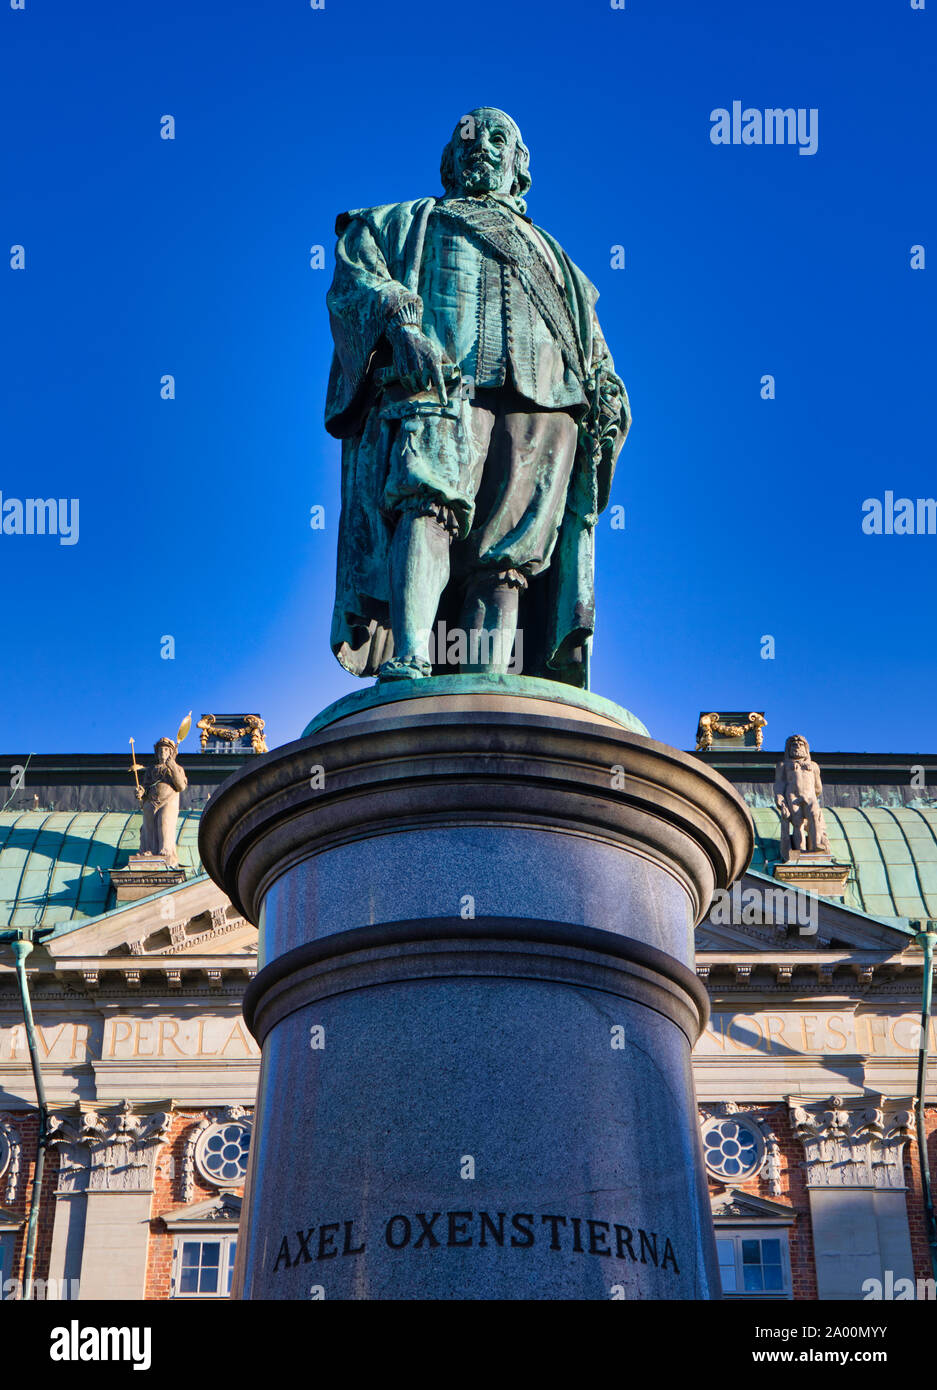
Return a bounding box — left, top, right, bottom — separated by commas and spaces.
865, 1014, 889, 1055
763, 1014, 789, 1053
728, 1014, 764, 1050
158, 1020, 185, 1056
702, 1016, 729, 1049
219, 1020, 254, 1056
195, 1019, 219, 1056
36, 1023, 69, 1058
107, 1019, 134, 1056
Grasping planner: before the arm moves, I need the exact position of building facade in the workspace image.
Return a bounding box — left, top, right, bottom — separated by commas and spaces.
1, 734, 935, 1300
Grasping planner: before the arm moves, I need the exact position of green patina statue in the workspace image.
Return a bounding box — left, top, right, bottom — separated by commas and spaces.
325, 107, 630, 688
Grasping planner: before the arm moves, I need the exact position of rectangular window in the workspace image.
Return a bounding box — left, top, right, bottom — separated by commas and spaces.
716, 1230, 791, 1299
0, 1233, 16, 1295
716, 1236, 737, 1293
171, 1235, 237, 1298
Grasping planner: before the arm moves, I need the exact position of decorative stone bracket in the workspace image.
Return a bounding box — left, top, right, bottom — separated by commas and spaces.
788, 1094, 915, 1189
48, 1099, 174, 1195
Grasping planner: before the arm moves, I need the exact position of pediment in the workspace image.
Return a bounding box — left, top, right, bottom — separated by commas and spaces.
161, 1192, 242, 1228
696, 871, 912, 953
45, 875, 257, 960
0, 1204, 23, 1229
711, 1188, 795, 1223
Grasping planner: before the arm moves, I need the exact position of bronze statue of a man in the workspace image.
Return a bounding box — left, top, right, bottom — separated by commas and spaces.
136, 737, 187, 867
774, 734, 831, 859
325, 107, 630, 687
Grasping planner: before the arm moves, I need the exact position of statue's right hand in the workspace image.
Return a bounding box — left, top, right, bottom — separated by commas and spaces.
134, 787, 145, 801
388, 325, 448, 405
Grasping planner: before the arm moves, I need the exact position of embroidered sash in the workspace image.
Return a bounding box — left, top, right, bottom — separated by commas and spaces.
435, 199, 586, 380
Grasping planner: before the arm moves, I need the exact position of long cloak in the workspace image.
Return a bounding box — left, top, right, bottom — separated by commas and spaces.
324, 197, 629, 688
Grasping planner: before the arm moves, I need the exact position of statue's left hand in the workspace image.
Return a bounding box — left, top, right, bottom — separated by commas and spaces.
387, 323, 448, 404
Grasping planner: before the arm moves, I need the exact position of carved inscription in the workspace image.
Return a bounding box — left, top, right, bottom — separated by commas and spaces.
0, 1015, 260, 1063
697, 1010, 937, 1058
272, 1211, 679, 1274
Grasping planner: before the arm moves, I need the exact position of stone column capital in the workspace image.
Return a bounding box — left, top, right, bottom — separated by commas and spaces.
787, 1094, 915, 1189
49, 1099, 175, 1194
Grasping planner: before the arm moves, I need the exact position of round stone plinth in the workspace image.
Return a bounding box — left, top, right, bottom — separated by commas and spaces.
300, 672, 651, 739
198, 683, 752, 1300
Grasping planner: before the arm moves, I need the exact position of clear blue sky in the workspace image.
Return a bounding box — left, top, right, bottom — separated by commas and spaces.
2, 0, 934, 755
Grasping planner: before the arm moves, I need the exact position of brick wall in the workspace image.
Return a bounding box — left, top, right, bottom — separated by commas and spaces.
905, 1106, 937, 1287
706, 1103, 818, 1300
0, 1109, 58, 1293
144, 1111, 245, 1300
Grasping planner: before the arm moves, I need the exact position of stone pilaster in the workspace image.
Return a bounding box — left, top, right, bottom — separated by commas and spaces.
48, 1100, 174, 1300
788, 1094, 916, 1299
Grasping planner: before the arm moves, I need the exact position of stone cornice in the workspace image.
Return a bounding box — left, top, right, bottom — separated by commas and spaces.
697, 947, 929, 997
0, 954, 256, 998
199, 704, 754, 929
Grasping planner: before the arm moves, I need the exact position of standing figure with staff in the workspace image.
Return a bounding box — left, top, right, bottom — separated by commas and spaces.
130, 714, 190, 868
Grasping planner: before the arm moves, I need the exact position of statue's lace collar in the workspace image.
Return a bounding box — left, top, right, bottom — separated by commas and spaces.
442, 191, 531, 222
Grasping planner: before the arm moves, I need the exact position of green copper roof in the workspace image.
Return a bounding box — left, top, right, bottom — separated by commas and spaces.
751, 805, 937, 920
2, 801, 935, 932
0, 810, 204, 929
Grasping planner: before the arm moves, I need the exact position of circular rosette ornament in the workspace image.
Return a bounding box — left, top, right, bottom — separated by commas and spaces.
701, 1116, 765, 1182
195, 1119, 252, 1187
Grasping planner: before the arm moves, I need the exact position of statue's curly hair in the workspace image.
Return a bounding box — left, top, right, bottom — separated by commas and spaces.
439, 108, 531, 214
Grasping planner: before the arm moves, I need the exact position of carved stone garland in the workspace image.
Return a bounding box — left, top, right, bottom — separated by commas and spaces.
0, 1119, 22, 1204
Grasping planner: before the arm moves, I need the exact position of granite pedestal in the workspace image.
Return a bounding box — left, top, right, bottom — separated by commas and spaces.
198, 676, 753, 1299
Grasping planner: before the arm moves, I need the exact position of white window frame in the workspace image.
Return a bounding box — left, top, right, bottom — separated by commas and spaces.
170, 1232, 238, 1299
715, 1227, 792, 1300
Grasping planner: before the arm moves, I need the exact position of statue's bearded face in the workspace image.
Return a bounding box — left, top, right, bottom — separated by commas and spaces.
788, 737, 808, 761
454, 113, 517, 198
